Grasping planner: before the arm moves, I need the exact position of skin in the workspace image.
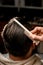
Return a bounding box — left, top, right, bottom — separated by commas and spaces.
31, 27, 43, 42
9, 43, 35, 61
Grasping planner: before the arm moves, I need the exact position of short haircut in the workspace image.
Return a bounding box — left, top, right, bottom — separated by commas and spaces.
1, 17, 33, 57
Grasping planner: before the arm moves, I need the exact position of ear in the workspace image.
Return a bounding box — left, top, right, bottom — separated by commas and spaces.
32, 43, 36, 50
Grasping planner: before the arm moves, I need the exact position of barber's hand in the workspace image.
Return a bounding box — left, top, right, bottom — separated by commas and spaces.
31, 27, 43, 42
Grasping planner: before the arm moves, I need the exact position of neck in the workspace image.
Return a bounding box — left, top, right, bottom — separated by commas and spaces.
9, 51, 32, 61
9, 54, 32, 61
9, 46, 33, 61
9, 54, 25, 61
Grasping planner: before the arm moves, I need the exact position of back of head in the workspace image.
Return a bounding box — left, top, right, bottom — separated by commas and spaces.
1, 17, 33, 57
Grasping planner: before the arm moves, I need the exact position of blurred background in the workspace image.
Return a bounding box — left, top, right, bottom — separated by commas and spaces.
0, 0, 43, 59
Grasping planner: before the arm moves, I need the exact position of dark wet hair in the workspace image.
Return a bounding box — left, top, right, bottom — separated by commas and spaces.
2, 17, 33, 57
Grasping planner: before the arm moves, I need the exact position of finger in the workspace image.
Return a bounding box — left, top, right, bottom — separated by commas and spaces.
31, 27, 38, 34
31, 27, 42, 34
33, 35, 43, 42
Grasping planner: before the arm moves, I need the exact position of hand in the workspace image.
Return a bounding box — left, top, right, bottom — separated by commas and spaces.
31, 27, 43, 42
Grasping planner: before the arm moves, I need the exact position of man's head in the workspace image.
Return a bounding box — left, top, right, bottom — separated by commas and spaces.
1, 17, 35, 58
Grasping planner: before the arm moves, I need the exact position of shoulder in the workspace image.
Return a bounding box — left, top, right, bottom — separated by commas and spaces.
34, 54, 43, 65
0, 62, 4, 65
0, 53, 5, 65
